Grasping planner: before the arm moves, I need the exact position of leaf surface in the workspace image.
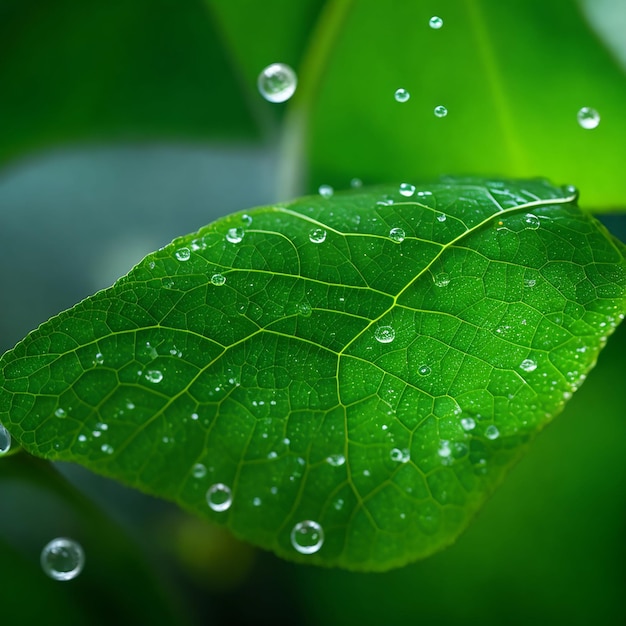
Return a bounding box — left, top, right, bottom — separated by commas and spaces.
1, 178, 625, 571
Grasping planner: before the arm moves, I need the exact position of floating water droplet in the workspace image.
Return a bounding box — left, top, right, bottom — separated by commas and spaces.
40, 538, 85, 581
523, 214, 540, 230
485, 425, 500, 440
211, 273, 226, 286
145, 370, 163, 384
434, 272, 450, 287
326, 454, 346, 467
394, 88, 410, 103
434, 105, 448, 118
318, 184, 334, 198
226, 227, 244, 244
577, 107, 600, 130
399, 183, 415, 197
374, 325, 395, 344
175, 247, 191, 261
290, 520, 324, 555
418, 365, 431, 376
192, 463, 207, 478
429, 16, 443, 29
460, 417, 476, 431
257, 63, 297, 103
206, 483, 233, 512
389, 227, 406, 243
54, 408, 67, 418
390, 447, 410, 463
100, 443, 114, 455
94, 352, 104, 365
436, 213, 447, 222
520, 358, 537, 373
350, 177, 363, 188
0, 424, 11, 455
309, 228, 327, 244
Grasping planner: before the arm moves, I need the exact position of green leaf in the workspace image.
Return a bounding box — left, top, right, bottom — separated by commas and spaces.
1, 178, 625, 571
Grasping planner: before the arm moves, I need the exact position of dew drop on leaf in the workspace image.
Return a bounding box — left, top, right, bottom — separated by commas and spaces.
309, 228, 327, 244
326, 453, 346, 467
192, 463, 207, 478
40, 538, 85, 581
577, 106, 600, 129
429, 16, 443, 29
434, 105, 448, 118
523, 214, 540, 230
257, 63, 297, 103
390, 448, 410, 463
290, 520, 324, 555
94, 352, 104, 365
399, 183, 416, 197
101, 443, 114, 455
460, 417, 476, 431
485, 425, 500, 440
418, 365, 431, 376
226, 228, 244, 244
389, 227, 406, 243
436, 213, 447, 222
374, 325, 396, 343
211, 273, 226, 286
318, 184, 334, 198
520, 358, 538, 373
206, 483, 232, 512
145, 370, 163, 384
175, 247, 191, 262
350, 177, 363, 188
54, 408, 67, 418
0, 423, 11, 455
434, 272, 450, 287
394, 88, 410, 103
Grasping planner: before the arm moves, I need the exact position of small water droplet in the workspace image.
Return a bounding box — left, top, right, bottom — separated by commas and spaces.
485, 425, 500, 440
318, 184, 334, 198
429, 16, 444, 29
206, 483, 233, 512
350, 177, 363, 188
175, 247, 191, 262
389, 227, 406, 243
77, 434, 87, 443
211, 273, 226, 286
394, 88, 410, 103
94, 352, 104, 365
436, 213, 447, 222
333, 498, 344, 511
226, 228, 244, 244
326, 454, 346, 467
520, 358, 537, 373
100, 443, 114, 455
399, 183, 415, 197
54, 408, 67, 418
241, 213, 253, 226
460, 417, 476, 431
309, 228, 327, 244
374, 325, 395, 344
40, 538, 85, 581
145, 370, 163, 384
418, 365, 431, 377
257, 63, 297, 103
252, 497, 262, 507
0, 424, 11, 455
577, 107, 600, 130
191, 412, 199, 421
290, 520, 324, 555
434, 105, 448, 118
390, 447, 410, 463
524, 278, 537, 288
192, 463, 207, 478
523, 214, 540, 230
297, 301, 312, 317
434, 272, 450, 287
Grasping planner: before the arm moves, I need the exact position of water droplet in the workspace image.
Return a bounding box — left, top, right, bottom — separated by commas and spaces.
206, 483, 232, 512
145, 370, 163, 384
192, 463, 207, 478
520, 358, 537, 373
436, 213, 447, 222
577, 106, 600, 130
226, 227, 244, 244
389, 227, 406, 243
350, 177, 363, 188
394, 88, 410, 103
399, 183, 415, 197
434, 272, 450, 287
290, 520, 324, 555
524, 278, 537, 288
390, 447, 410, 463
40, 538, 85, 581
438, 440, 452, 458
0, 424, 11, 455
418, 365, 431, 377
191, 412, 199, 421
297, 301, 312, 317
429, 16, 444, 29
309, 228, 327, 244
374, 325, 395, 344
100, 443, 114, 455
241, 214, 253, 226
434, 105, 448, 118
252, 497, 262, 507
54, 408, 67, 418
257, 63, 297, 103
523, 214, 540, 230
326, 454, 345, 467
318, 184, 334, 198
485, 425, 500, 440
94, 352, 104, 365
460, 417, 476, 431
175, 247, 191, 262
333, 498, 345, 511
211, 273, 226, 286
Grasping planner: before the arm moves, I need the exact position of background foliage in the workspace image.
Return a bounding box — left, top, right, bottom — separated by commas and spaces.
1, 0, 625, 624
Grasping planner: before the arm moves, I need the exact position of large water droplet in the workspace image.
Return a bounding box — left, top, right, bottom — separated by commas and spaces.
394, 88, 410, 103
434, 105, 448, 118
211, 273, 226, 286
0, 424, 11, 455
257, 63, 297, 103
434, 272, 450, 287
226, 228, 244, 244
429, 16, 444, 29
309, 228, 327, 244
389, 227, 406, 243
206, 483, 233, 512
523, 214, 540, 230
374, 325, 395, 344
318, 184, 334, 198
40, 538, 85, 581
145, 370, 163, 384
175, 247, 191, 262
577, 107, 600, 130
399, 183, 415, 197
520, 358, 537, 373
290, 520, 324, 555
485, 425, 500, 440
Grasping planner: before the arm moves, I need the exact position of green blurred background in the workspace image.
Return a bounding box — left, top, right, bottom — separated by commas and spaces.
1, 1, 625, 624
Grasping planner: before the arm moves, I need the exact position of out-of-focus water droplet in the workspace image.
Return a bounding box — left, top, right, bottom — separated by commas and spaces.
394, 88, 410, 103
192, 463, 207, 478
318, 184, 334, 198
101, 443, 114, 455
54, 408, 67, 418
438, 440, 452, 458
40, 538, 85, 581
418, 365, 431, 376
175, 247, 191, 261
523, 214, 540, 230
309, 228, 327, 243
390, 447, 410, 463
399, 182, 416, 197
460, 417, 476, 431
94, 352, 104, 365
326, 453, 346, 467
429, 16, 444, 29
524, 278, 537, 288
434, 105, 448, 118
485, 425, 500, 440
290, 520, 324, 555
436, 213, 447, 222
0, 424, 11, 455
211, 273, 226, 286
374, 325, 395, 344
257, 63, 297, 103
145, 370, 163, 384
434, 272, 450, 287
577, 107, 600, 129
350, 177, 363, 188
520, 358, 537, 373
389, 227, 406, 243
226, 227, 244, 244
206, 483, 232, 512
334, 498, 344, 511
241, 214, 253, 226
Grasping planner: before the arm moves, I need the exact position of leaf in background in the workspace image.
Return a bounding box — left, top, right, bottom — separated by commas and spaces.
300, 0, 626, 210
1, 178, 624, 571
